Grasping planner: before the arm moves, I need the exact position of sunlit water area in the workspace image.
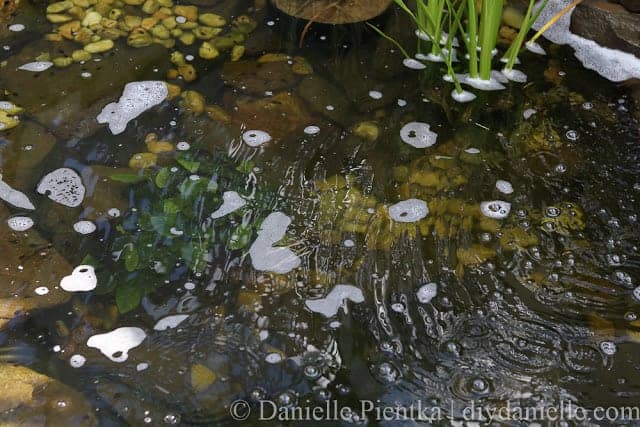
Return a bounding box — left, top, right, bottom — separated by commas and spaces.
1, 0, 640, 425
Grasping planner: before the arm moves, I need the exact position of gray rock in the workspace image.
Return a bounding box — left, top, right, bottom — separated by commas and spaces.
570, 0, 640, 58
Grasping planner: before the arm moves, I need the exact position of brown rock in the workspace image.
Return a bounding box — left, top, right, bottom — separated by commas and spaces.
570, 0, 640, 58
0, 204, 72, 329
0, 363, 97, 426
273, 0, 392, 24
221, 60, 300, 95
232, 92, 312, 138
620, 0, 640, 13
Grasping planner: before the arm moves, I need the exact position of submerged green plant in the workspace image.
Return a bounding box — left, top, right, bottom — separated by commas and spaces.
94, 152, 280, 313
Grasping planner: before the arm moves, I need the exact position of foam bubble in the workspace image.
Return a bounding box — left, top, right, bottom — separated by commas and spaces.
397, 99, 407, 107
7, 216, 33, 231
60, 265, 97, 292
108, 208, 121, 218
480, 200, 511, 219
458, 73, 506, 91
0, 177, 35, 210
97, 81, 168, 135
464, 147, 480, 154
304, 125, 320, 135
369, 90, 383, 100
176, 141, 190, 151
69, 354, 86, 368
532, 0, 640, 81
343, 239, 355, 248
242, 130, 271, 147
403, 58, 426, 70
451, 89, 477, 103
304, 284, 364, 317
35, 286, 49, 295
249, 212, 301, 274
73, 220, 96, 234
210, 191, 246, 219
525, 41, 546, 55
9, 24, 25, 32
416, 282, 437, 303
136, 362, 149, 371
37, 168, 85, 207
495, 180, 514, 194
153, 314, 189, 331
388, 199, 429, 223
523, 108, 537, 119
18, 61, 53, 72
87, 327, 146, 363
265, 353, 283, 364
600, 341, 616, 356
501, 68, 527, 83
400, 122, 437, 148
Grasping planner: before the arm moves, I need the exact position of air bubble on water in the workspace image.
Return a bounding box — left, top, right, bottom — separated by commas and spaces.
73, 220, 96, 234
480, 200, 511, 219
277, 391, 296, 407
35, 286, 49, 295
108, 208, 121, 218
368, 90, 383, 100
391, 302, 405, 312
614, 271, 632, 285
176, 141, 190, 151
163, 413, 180, 424
265, 353, 283, 364
416, 282, 437, 303
69, 354, 86, 368
565, 130, 579, 141
582, 102, 593, 110
7, 216, 34, 231
242, 130, 271, 147
372, 362, 400, 384
304, 125, 320, 135
545, 206, 561, 218
600, 341, 616, 356
137, 362, 149, 371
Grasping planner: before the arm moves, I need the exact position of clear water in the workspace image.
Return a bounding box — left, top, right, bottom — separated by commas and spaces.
1, 1, 640, 426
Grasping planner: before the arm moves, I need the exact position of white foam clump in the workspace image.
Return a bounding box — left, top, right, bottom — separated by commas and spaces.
304, 125, 320, 135
523, 108, 537, 120
525, 41, 547, 55
242, 130, 271, 147
249, 212, 301, 274
501, 68, 527, 83
97, 81, 168, 135
18, 61, 53, 72
458, 72, 506, 91
400, 122, 438, 148
73, 220, 96, 234
35, 286, 49, 295
388, 199, 429, 223
87, 327, 146, 363
7, 216, 33, 231
464, 147, 480, 154
480, 200, 511, 219
403, 58, 426, 70
305, 284, 364, 318
60, 265, 97, 292
210, 191, 246, 219
69, 354, 86, 368
369, 90, 383, 100
9, 24, 25, 32
532, 0, 640, 81
416, 282, 437, 304
0, 175, 35, 210
495, 180, 514, 194
153, 314, 189, 331
451, 89, 477, 103
37, 168, 85, 207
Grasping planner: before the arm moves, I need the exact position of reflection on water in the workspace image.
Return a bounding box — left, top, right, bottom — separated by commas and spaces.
1, 0, 640, 425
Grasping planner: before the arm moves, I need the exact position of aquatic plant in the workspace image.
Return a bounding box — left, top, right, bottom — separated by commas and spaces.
382, 0, 580, 101
96, 152, 279, 313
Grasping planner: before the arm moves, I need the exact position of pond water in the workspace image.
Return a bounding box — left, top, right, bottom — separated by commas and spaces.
1, 0, 640, 425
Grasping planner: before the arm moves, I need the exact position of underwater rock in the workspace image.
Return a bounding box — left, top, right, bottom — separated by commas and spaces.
0, 121, 58, 185
0, 41, 168, 139
233, 92, 312, 139
80, 165, 131, 220
0, 204, 72, 329
297, 75, 354, 127
222, 60, 299, 95
0, 364, 97, 426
